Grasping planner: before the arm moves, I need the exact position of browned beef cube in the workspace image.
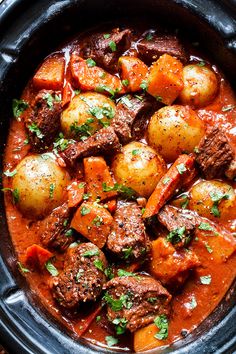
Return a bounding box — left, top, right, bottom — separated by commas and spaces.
195, 126, 234, 179
112, 95, 158, 144
158, 205, 200, 247
25, 89, 62, 152
40, 203, 74, 252
52, 243, 108, 309
82, 28, 131, 72
103, 275, 171, 332
106, 201, 150, 261
60, 126, 121, 166
137, 35, 188, 65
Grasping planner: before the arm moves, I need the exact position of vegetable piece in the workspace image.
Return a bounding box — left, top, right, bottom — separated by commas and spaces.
45, 260, 59, 276
70, 201, 113, 248
154, 314, 169, 340
143, 154, 195, 218
77, 304, 102, 337
107, 199, 117, 213
25, 244, 53, 269
134, 323, 167, 352
33, 55, 65, 90
70, 54, 124, 94
83, 156, 117, 201
147, 54, 183, 105
12, 99, 29, 119
62, 81, 73, 107
67, 180, 85, 208
118, 56, 148, 92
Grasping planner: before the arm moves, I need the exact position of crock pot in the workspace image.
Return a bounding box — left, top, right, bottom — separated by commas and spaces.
0, 1, 236, 353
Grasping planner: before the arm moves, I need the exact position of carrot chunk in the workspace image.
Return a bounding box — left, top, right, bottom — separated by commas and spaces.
25, 244, 53, 269
143, 154, 195, 218
147, 54, 183, 105
33, 55, 65, 90
67, 180, 85, 208
106, 198, 117, 213
118, 56, 148, 92
70, 54, 124, 95
70, 202, 113, 248
83, 156, 117, 202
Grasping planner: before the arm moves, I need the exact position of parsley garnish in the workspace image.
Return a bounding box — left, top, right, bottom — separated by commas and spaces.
92, 216, 103, 226
205, 242, 213, 253
132, 149, 141, 156
147, 297, 158, 303
102, 182, 136, 199
117, 269, 137, 278
70, 119, 94, 140
45, 260, 59, 276
83, 249, 99, 257
222, 105, 235, 112
96, 315, 101, 322
119, 95, 133, 108
197, 61, 205, 67
53, 132, 73, 152
166, 226, 186, 245
162, 177, 170, 185
103, 33, 111, 39
146, 33, 153, 41
122, 247, 133, 259
28, 123, 44, 139
76, 269, 84, 282
86, 58, 96, 67
3, 169, 17, 177
103, 292, 133, 311
198, 222, 213, 231
80, 206, 91, 216
156, 95, 163, 102
200, 275, 212, 285
18, 261, 30, 273
89, 103, 115, 121
176, 163, 187, 174
105, 336, 118, 347
154, 315, 169, 340
43, 92, 61, 109
93, 259, 104, 271
104, 266, 114, 280
187, 296, 197, 309
210, 191, 230, 217
109, 40, 117, 52
12, 99, 29, 119
65, 229, 73, 237
112, 318, 128, 335
49, 183, 55, 199
122, 79, 129, 87
12, 188, 19, 204
140, 80, 148, 91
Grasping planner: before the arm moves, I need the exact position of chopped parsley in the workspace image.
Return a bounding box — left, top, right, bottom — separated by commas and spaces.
92, 215, 103, 226
198, 222, 213, 231
119, 95, 133, 108
76, 269, 84, 281
12, 188, 20, 204
74, 89, 81, 95
122, 79, 129, 87
200, 275, 212, 285
53, 132, 73, 152
89, 103, 115, 121
146, 33, 153, 41
176, 163, 187, 174
193, 146, 200, 154
117, 269, 137, 278
166, 226, 186, 245
70, 118, 94, 140
96, 315, 101, 322
12, 99, 29, 119
186, 296, 197, 309
156, 95, 163, 102
83, 249, 99, 257
140, 80, 148, 91
147, 297, 158, 303
65, 229, 73, 237
80, 206, 91, 216
93, 259, 104, 271
197, 61, 205, 67
112, 317, 128, 335
78, 182, 86, 189
96, 84, 117, 97
49, 183, 55, 199
105, 336, 118, 347
162, 177, 170, 185
43, 92, 61, 109
102, 182, 136, 199
132, 149, 141, 156
154, 315, 169, 340
222, 105, 235, 112
18, 262, 30, 273
122, 247, 133, 259
3, 169, 17, 177
109, 40, 117, 52
28, 123, 44, 139
210, 190, 230, 217
205, 242, 213, 253
104, 266, 115, 280
103, 292, 133, 311
86, 58, 96, 67
180, 194, 189, 209
45, 260, 59, 276
103, 33, 111, 39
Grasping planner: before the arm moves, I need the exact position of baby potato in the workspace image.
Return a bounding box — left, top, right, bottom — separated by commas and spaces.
112, 141, 166, 198
12, 153, 70, 219
147, 105, 205, 162
189, 180, 236, 221
61, 92, 116, 139
179, 64, 219, 107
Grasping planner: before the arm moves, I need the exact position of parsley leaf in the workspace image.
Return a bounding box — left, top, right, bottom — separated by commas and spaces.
147, 297, 158, 303
146, 33, 153, 41
93, 259, 104, 271
103, 33, 110, 39
117, 269, 137, 278
205, 242, 213, 253
198, 222, 213, 231
28, 123, 44, 139
222, 105, 235, 112
119, 95, 133, 108
12, 188, 20, 204
104, 266, 115, 280
76, 269, 84, 282
43, 92, 61, 109
18, 261, 30, 273
210, 191, 230, 217
70, 119, 94, 140
176, 163, 187, 174
109, 40, 117, 52
102, 182, 136, 199
112, 317, 128, 335
122, 247, 133, 259
49, 183, 55, 199
132, 149, 141, 156
166, 226, 186, 245
140, 80, 148, 91
12, 99, 29, 119
197, 61, 205, 67
105, 336, 118, 347
200, 275, 212, 285
162, 177, 170, 185
154, 315, 169, 340
122, 79, 129, 87
45, 260, 59, 276
103, 292, 133, 311
3, 169, 17, 177
86, 58, 96, 67
83, 249, 99, 257
80, 206, 91, 216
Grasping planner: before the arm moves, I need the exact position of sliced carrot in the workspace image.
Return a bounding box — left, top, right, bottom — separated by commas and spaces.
143, 154, 195, 218
33, 55, 65, 90
70, 201, 113, 248
77, 304, 102, 337
67, 181, 85, 208
25, 244, 53, 269
83, 156, 117, 202
106, 199, 117, 213
147, 54, 183, 105
118, 56, 148, 92
62, 81, 73, 107
70, 54, 124, 95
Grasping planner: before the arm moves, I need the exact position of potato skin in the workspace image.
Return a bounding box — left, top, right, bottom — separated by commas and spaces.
147, 105, 205, 162
61, 92, 116, 138
112, 142, 167, 198
179, 64, 219, 108
12, 154, 70, 219
189, 180, 236, 221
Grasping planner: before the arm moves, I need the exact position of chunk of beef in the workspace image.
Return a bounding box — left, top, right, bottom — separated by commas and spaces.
158, 205, 200, 247
112, 95, 158, 144
25, 89, 62, 152
106, 201, 149, 261
195, 126, 234, 179
52, 243, 108, 308
137, 34, 188, 65
103, 275, 171, 332
150, 237, 200, 287
40, 203, 74, 252
82, 28, 131, 72
60, 126, 121, 166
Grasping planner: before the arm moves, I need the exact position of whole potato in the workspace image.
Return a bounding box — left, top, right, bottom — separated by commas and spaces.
189, 180, 236, 221
179, 64, 219, 108
61, 92, 116, 139
112, 142, 166, 198
147, 105, 205, 162
12, 153, 70, 219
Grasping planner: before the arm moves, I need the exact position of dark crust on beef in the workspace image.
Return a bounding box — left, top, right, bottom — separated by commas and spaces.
137, 34, 188, 65
106, 201, 150, 261
60, 126, 121, 166
103, 275, 171, 332
40, 203, 74, 252
195, 126, 234, 179
25, 89, 62, 152
52, 243, 108, 309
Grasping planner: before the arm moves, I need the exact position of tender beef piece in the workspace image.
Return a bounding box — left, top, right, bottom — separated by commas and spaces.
60, 126, 121, 166
40, 203, 74, 252
106, 201, 150, 261
158, 205, 200, 247
25, 89, 62, 152
52, 242, 108, 309
82, 28, 131, 72
137, 34, 188, 65
103, 275, 171, 332
112, 95, 158, 144
195, 126, 234, 179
